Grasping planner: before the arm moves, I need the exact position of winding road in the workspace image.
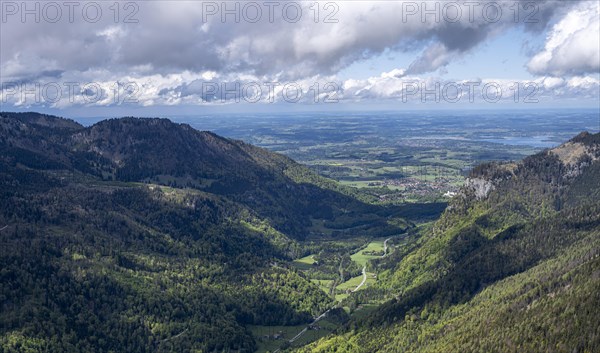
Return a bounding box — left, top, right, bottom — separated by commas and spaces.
354, 236, 394, 292
382, 237, 392, 257
275, 237, 394, 351
351, 267, 367, 293
273, 308, 333, 352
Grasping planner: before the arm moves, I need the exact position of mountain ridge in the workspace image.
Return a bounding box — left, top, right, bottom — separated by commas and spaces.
1, 112, 367, 352
296, 131, 600, 353
0, 112, 411, 240
2, 111, 598, 353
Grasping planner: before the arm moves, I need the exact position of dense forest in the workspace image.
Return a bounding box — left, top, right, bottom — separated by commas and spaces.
1, 112, 599, 353
296, 132, 600, 353
0, 112, 411, 352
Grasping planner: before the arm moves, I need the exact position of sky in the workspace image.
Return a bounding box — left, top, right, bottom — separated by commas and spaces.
0, 0, 599, 117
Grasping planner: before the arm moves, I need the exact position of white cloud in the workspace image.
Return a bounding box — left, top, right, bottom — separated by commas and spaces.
2, 68, 598, 108
542, 77, 565, 89
1, 1, 578, 81
1, 0, 597, 109
567, 76, 600, 89
528, 1, 600, 76
406, 43, 457, 75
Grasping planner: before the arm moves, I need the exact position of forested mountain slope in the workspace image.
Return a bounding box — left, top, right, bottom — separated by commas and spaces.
0, 112, 410, 352
297, 132, 600, 353
1, 112, 409, 240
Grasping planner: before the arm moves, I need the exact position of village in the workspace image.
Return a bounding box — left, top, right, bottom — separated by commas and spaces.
371, 175, 460, 202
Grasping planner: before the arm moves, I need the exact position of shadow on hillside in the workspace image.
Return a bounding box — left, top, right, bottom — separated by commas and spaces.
362, 204, 600, 329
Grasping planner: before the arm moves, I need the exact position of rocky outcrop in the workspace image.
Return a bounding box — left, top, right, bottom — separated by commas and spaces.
464, 177, 495, 200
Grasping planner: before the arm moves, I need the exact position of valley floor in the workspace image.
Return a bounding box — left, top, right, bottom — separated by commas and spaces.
257, 236, 401, 352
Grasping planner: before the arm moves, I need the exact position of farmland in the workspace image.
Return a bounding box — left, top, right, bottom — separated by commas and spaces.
175, 110, 597, 203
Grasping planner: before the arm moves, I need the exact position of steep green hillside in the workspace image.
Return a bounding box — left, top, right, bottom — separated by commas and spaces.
0, 112, 410, 353
296, 132, 600, 353
1, 112, 409, 240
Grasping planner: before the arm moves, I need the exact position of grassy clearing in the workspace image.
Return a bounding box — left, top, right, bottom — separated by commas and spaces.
339, 180, 406, 191
249, 324, 306, 353
363, 272, 377, 290
335, 293, 349, 302
336, 274, 364, 292
266, 238, 386, 349
295, 254, 317, 265
292, 254, 317, 270
350, 239, 385, 267
290, 318, 338, 347
349, 303, 380, 320
250, 318, 338, 352
339, 180, 380, 188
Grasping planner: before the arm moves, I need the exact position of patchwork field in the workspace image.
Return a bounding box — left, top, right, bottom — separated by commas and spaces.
175, 112, 596, 203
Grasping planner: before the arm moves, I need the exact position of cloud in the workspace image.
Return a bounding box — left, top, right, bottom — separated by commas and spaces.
406, 42, 457, 75
3, 66, 597, 109
337, 70, 600, 104
1, 0, 596, 110
1, 0, 583, 82
528, 1, 600, 76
